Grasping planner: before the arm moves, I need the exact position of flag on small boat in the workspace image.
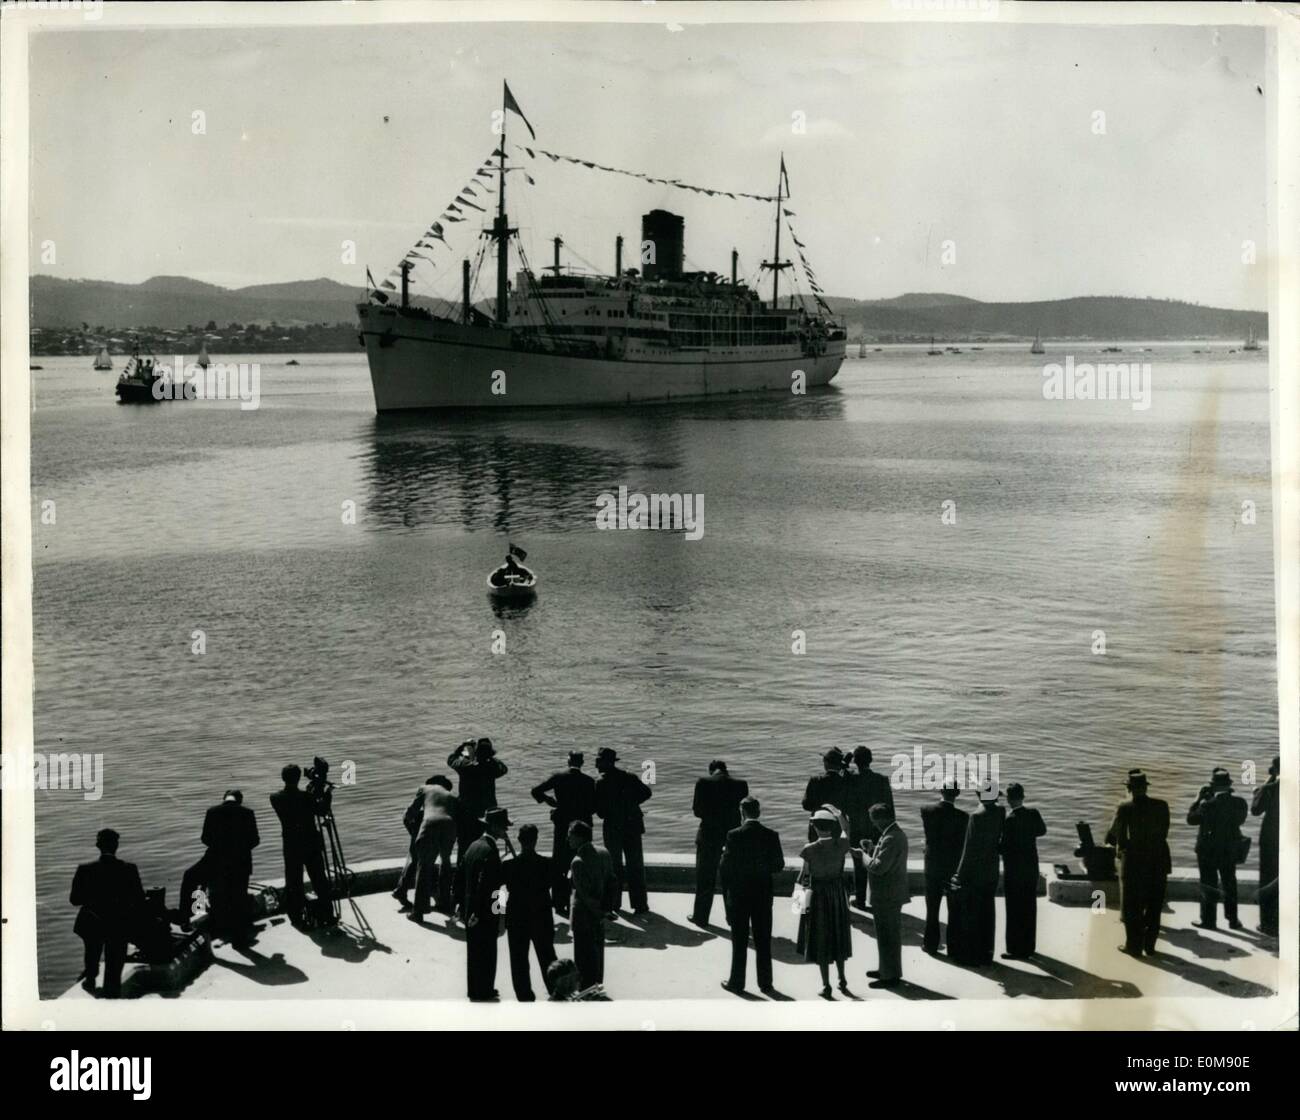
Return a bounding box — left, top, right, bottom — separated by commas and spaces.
508, 542, 528, 561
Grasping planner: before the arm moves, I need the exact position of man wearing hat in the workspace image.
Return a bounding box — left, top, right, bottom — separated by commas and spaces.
1251, 757, 1279, 937
594, 747, 652, 913
998, 782, 1047, 960
568, 819, 618, 987
1187, 767, 1248, 931
1105, 769, 1171, 955
462, 806, 511, 1000
947, 777, 1004, 966
448, 737, 508, 912
690, 760, 749, 926
531, 750, 597, 918
200, 788, 260, 944
801, 748, 848, 842
69, 829, 146, 997
920, 778, 969, 954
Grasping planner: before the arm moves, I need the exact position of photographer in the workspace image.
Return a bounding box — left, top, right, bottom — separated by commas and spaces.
448, 737, 508, 908
1187, 767, 1248, 931
270, 763, 333, 928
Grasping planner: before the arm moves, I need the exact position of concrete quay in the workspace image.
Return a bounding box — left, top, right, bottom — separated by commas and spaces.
59, 855, 1278, 1021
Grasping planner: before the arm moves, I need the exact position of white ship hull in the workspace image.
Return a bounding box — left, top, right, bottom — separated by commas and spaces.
358, 305, 844, 411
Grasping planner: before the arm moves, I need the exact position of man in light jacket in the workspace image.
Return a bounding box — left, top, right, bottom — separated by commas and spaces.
863, 802, 911, 989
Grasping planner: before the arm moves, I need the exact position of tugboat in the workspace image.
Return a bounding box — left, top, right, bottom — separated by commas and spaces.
487, 543, 537, 601
115, 347, 170, 404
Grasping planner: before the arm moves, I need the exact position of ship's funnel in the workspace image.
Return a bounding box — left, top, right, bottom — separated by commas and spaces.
641, 209, 684, 282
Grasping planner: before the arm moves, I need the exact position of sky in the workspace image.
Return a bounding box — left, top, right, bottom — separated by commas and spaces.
27, 17, 1268, 308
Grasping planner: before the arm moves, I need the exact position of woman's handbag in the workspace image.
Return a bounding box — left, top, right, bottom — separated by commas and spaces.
791, 865, 813, 915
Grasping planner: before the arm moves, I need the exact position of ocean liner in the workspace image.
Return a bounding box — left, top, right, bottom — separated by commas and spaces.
357, 84, 846, 411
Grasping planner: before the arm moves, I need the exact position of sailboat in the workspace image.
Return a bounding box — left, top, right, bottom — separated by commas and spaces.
1030, 330, 1045, 355
197, 342, 211, 369
926, 335, 942, 356
93, 346, 113, 371
1243, 325, 1260, 351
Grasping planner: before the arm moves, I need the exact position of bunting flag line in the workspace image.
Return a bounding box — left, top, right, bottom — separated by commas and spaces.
385, 145, 510, 282
516, 144, 780, 202
366, 268, 389, 303
779, 207, 834, 318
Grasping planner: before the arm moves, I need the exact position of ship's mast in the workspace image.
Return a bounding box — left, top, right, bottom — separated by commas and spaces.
490, 82, 517, 325
760, 153, 793, 312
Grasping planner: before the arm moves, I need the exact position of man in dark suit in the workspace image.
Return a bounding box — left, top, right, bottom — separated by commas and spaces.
920, 779, 968, 953
718, 796, 784, 994
1105, 768, 1171, 955
1251, 757, 1279, 937
269, 764, 332, 928
802, 748, 848, 841
846, 747, 895, 909
1187, 767, 1249, 931
531, 750, 597, 918
502, 824, 556, 1001
864, 803, 911, 988
448, 737, 508, 910
594, 747, 652, 914
568, 819, 618, 988
70, 828, 145, 997
462, 806, 510, 1001
998, 782, 1046, 960
690, 760, 749, 926
201, 789, 260, 944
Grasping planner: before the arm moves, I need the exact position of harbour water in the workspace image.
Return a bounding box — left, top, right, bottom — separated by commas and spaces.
29, 344, 1277, 994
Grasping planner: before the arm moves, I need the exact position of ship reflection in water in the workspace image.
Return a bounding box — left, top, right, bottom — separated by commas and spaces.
358, 386, 845, 535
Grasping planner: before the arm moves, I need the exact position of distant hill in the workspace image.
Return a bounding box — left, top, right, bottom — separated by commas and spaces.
29, 274, 1266, 341
825, 294, 1266, 341
29, 275, 446, 331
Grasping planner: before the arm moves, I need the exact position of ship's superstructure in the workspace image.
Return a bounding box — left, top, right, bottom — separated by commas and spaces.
358, 84, 845, 411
